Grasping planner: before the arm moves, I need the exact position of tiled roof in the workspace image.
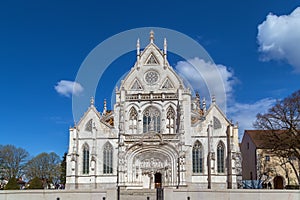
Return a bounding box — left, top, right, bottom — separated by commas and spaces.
245, 130, 295, 149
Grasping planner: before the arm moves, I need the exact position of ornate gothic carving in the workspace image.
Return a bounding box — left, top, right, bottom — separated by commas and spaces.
161, 78, 174, 89
145, 70, 159, 84
126, 93, 178, 101
130, 79, 143, 90
140, 158, 164, 169
166, 106, 176, 134
129, 107, 138, 134
145, 54, 159, 65
143, 106, 160, 133
85, 119, 93, 132
213, 116, 222, 129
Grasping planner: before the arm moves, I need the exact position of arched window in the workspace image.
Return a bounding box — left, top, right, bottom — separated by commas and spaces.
143, 106, 160, 133
166, 106, 175, 134
213, 116, 221, 129
217, 142, 225, 173
82, 144, 89, 174
192, 141, 203, 173
103, 142, 113, 174
85, 119, 93, 132
129, 107, 138, 134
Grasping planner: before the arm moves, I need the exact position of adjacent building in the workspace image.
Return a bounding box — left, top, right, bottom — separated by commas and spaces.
241, 130, 299, 189
66, 32, 242, 190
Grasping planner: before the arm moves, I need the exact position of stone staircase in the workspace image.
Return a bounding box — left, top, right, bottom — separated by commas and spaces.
120, 189, 156, 200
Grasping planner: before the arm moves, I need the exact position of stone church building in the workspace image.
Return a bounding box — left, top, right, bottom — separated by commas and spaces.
66, 32, 242, 190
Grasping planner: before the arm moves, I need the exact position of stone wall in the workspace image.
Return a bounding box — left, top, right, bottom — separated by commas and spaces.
0, 189, 299, 200
164, 188, 300, 200
0, 189, 114, 200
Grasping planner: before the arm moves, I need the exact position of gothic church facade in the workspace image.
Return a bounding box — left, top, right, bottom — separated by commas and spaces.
66, 32, 242, 190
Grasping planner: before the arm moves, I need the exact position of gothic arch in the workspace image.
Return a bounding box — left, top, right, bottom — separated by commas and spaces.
82, 143, 90, 174
213, 116, 222, 129
129, 107, 138, 120
192, 140, 204, 173
166, 106, 176, 134
217, 141, 225, 173
125, 144, 179, 186
140, 101, 163, 109
126, 102, 140, 109
85, 119, 93, 132
103, 142, 113, 174
128, 107, 138, 134
143, 106, 161, 133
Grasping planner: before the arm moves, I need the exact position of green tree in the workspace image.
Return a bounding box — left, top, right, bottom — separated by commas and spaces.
4, 177, 19, 190
28, 177, 43, 189
0, 145, 29, 179
60, 152, 67, 185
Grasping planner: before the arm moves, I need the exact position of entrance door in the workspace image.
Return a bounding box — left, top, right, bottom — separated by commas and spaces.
274, 176, 284, 189
155, 172, 162, 188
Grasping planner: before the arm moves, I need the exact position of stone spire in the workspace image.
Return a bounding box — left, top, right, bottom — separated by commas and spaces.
195, 91, 200, 109
150, 30, 154, 43
202, 97, 207, 113
103, 99, 107, 115
164, 38, 167, 55
136, 38, 140, 68
163, 38, 167, 66
136, 38, 140, 56
90, 97, 95, 107
212, 95, 216, 104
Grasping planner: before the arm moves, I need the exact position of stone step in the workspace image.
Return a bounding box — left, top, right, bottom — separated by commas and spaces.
120, 189, 157, 200
120, 189, 156, 194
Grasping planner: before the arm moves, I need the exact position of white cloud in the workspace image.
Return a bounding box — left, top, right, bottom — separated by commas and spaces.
174, 57, 276, 140
257, 7, 300, 72
175, 57, 235, 111
227, 98, 276, 139
54, 80, 84, 97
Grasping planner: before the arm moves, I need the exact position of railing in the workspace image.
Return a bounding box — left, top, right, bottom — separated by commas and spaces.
125, 93, 178, 101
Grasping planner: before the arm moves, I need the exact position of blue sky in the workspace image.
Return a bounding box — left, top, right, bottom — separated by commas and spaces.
0, 0, 299, 158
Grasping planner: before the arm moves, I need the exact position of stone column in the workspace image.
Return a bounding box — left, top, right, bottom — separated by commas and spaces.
207, 124, 212, 189
226, 125, 233, 189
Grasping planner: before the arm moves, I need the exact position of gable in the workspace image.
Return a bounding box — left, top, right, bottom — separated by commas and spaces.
161, 77, 174, 90
202, 104, 232, 134
77, 105, 112, 133
145, 53, 159, 65
120, 41, 185, 93
130, 78, 143, 90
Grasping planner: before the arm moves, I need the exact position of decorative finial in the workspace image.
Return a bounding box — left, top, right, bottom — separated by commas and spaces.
90, 97, 94, 106
136, 38, 140, 67
103, 99, 107, 115
164, 38, 167, 54
196, 91, 200, 99
212, 95, 216, 104
136, 38, 140, 56
150, 30, 154, 43
202, 97, 206, 113
196, 92, 200, 109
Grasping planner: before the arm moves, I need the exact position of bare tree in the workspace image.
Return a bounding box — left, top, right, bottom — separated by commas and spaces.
25, 152, 61, 187
254, 89, 300, 184
0, 145, 29, 179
